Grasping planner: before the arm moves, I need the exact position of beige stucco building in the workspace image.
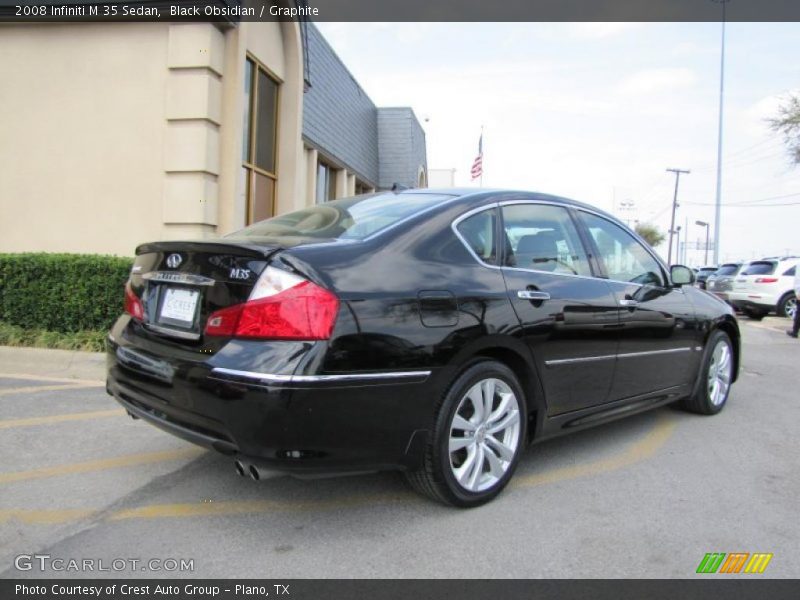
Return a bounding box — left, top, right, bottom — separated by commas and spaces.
0, 18, 427, 256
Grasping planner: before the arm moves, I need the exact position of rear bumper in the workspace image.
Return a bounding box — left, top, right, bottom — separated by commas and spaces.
106, 319, 436, 475
728, 292, 776, 313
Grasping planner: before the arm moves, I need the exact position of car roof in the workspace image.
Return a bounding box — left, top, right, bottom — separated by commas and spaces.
405, 187, 616, 219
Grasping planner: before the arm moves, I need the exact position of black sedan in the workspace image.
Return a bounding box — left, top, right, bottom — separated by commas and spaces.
107, 189, 740, 507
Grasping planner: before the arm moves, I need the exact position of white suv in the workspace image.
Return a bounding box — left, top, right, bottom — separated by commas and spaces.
729, 257, 798, 319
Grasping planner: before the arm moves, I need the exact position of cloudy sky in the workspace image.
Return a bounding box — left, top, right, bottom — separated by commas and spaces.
316, 22, 800, 265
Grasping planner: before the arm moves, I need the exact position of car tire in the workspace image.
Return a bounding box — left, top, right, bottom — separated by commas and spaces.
777, 293, 796, 319
405, 360, 527, 507
743, 307, 765, 321
679, 330, 734, 415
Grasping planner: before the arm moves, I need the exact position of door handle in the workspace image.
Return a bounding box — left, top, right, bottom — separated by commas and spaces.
518, 290, 551, 301
618, 298, 638, 307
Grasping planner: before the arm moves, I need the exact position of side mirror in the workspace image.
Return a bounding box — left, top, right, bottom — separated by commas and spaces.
670, 265, 695, 287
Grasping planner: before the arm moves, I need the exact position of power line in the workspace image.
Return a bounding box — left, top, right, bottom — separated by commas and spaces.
684, 191, 800, 206
691, 146, 788, 173
722, 137, 780, 159
684, 201, 800, 208
688, 139, 781, 174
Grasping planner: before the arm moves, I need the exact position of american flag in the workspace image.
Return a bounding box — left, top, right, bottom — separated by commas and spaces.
470, 133, 483, 181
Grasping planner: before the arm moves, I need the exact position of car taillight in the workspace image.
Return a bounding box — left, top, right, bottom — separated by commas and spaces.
124, 282, 144, 321
754, 277, 778, 283
204, 267, 339, 340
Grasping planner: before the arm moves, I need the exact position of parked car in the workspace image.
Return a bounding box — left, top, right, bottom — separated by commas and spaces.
729, 257, 799, 319
694, 266, 719, 290
107, 189, 741, 507
705, 262, 743, 304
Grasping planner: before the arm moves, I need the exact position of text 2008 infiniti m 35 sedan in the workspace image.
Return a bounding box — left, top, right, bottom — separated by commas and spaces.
107, 189, 740, 507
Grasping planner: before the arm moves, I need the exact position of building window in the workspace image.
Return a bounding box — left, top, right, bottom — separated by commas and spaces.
355, 180, 371, 195
243, 56, 279, 224
316, 160, 337, 204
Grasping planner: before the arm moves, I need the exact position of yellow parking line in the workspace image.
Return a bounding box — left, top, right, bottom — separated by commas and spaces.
110, 493, 409, 521
0, 409, 124, 430
1, 412, 677, 522
511, 411, 676, 489
0, 372, 105, 386
0, 382, 103, 397
0, 447, 204, 484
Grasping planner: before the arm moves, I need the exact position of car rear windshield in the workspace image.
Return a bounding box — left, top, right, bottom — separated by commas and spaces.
715, 264, 740, 276
227, 192, 455, 241
742, 261, 776, 276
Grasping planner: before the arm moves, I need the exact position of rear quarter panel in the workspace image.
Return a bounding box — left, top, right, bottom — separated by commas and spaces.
279, 199, 540, 415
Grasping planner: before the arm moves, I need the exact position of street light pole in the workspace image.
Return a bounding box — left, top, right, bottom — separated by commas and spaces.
696, 220, 710, 265
666, 168, 690, 265
712, 0, 729, 265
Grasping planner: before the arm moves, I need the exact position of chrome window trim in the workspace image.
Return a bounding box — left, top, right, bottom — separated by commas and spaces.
545, 346, 693, 367
209, 367, 432, 384
451, 202, 501, 266
451, 198, 656, 287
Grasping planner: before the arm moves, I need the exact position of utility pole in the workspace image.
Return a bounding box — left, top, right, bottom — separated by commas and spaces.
712, 0, 730, 264
666, 168, 690, 265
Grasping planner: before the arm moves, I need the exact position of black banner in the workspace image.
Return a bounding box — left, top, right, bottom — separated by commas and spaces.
2, 0, 800, 22
4, 580, 800, 600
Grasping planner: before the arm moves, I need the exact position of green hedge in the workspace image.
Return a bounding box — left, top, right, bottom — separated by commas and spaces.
0, 253, 133, 334
0, 321, 107, 352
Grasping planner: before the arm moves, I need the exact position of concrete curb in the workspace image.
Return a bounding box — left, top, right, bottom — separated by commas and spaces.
0, 345, 105, 382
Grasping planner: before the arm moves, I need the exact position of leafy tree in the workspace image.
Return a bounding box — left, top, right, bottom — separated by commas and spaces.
769, 93, 800, 165
635, 223, 666, 248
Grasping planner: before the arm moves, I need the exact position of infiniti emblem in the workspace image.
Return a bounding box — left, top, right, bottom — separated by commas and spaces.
166, 253, 183, 269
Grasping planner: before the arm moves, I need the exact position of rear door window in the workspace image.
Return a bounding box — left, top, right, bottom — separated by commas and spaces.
455, 208, 498, 265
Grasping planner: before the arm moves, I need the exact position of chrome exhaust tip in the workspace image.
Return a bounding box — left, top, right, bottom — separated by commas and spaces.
234, 460, 246, 477
248, 465, 261, 481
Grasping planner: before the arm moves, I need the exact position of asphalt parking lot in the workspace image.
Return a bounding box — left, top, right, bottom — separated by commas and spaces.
1, 317, 798, 579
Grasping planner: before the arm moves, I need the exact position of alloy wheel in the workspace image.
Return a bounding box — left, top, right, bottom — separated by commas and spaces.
448, 377, 521, 492
707, 339, 733, 407
785, 296, 797, 319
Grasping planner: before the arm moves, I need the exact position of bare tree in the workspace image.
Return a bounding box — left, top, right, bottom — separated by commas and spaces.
769, 93, 800, 165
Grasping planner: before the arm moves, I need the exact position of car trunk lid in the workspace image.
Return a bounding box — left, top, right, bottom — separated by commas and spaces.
127, 240, 284, 347
733, 261, 777, 293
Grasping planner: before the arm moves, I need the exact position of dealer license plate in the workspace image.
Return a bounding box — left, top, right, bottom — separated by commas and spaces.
158, 287, 199, 327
